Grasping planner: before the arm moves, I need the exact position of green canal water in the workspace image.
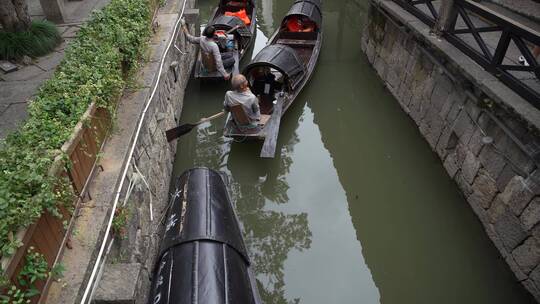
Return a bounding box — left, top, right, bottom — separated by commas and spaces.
171, 0, 535, 303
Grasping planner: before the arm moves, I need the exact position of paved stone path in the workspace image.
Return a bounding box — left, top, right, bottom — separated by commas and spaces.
486, 0, 540, 22
0, 0, 110, 141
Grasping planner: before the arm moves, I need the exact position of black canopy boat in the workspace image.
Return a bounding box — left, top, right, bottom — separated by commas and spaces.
194, 0, 257, 81
148, 168, 262, 304
223, 0, 323, 158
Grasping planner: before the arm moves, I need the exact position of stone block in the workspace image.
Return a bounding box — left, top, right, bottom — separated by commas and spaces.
521, 198, 540, 231
486, 223, 509, 258
139, 61, 161, 88
445, 97, 463, 124
183, 8, 200, 24
506, 254, 528, 281
366, 41, 377, 64
34, 52, 64, 71
436, 126, 453, 159
500, 176, 535, 216
1, 65, 47, 82
467, 128, 485, 156
478, 145, 506, 180
462, 150, 481, 184
496, 165, 518, 193
469, 169, 498, 209
455, 170, 473, 197
386, 69, 401, 91
452, 111, 475, 145
495, 210, 529, 251
373, 56, 388, 80
488, 196, 508, 223
530, 265, 540, 293
430, 76, 452, 112
522, 279, 540, 303
455, 144, 468, 168
464, 99, 481, 122
513, 237, 540, 275
420, 106, 444, 149
502, 142, 536, 176
443, 152, 459, 178
93, 263, 146, 304
468, 188, 491, 227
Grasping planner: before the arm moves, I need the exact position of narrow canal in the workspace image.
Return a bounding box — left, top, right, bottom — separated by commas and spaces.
171, 0, 535, 303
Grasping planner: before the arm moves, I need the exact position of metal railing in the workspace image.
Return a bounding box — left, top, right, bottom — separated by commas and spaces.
393, 0, 439, 26
392, 0, 540, 109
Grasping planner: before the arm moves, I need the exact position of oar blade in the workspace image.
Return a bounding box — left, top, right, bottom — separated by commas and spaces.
166, 124, 196, 142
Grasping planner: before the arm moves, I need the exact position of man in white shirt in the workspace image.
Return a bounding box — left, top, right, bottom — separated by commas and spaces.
182, 20, 232, 80
224, 74, 261, 126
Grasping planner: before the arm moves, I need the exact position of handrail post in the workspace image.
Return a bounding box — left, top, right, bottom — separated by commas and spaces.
434, 0, 457, 36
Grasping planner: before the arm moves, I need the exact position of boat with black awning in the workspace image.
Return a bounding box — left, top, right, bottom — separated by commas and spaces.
194, 0, 257, 81
223, 0, 323, 158
147, 168, 262, 304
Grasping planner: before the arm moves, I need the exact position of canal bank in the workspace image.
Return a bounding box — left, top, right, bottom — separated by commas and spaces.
361, 0, 540, 301
45, 0, 198, 302
170, 0, 535, 303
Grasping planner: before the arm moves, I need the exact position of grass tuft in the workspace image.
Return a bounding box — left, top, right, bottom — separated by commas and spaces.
0, 20, 62, 60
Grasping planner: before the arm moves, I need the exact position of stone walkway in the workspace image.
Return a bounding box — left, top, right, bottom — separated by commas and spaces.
0, 0, 110, 141
415, 0, 540, 98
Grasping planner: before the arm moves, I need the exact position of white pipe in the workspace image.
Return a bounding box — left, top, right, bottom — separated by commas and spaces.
80, 0, 189, 302
133, 161, 154, 222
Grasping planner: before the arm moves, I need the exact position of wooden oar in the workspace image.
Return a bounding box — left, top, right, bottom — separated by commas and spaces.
260, 94, 285, 158
166, 111, 225, 142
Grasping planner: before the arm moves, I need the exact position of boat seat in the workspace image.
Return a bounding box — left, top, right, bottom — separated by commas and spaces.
230, 105, 270, 126
260, 114, 271, 125
230, 105, 251, 126
277, 39, 316, 46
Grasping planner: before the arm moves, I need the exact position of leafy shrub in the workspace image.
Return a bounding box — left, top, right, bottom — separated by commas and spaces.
0, 248, 61, 303
0, 0, 151, 261
0, 20, 61, 60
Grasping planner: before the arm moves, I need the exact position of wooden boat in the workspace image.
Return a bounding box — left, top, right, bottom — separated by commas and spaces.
148, 168, 262, 304
223, 0, 323, 158
194, 0, 257, 81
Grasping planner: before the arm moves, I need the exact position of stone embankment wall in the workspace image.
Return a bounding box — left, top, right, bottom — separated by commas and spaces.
77, 0, 197, 303
92, 2, 198, 303
362, 0, 540, 300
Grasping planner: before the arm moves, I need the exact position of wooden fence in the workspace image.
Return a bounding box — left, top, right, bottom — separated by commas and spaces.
0, 103, 112, 303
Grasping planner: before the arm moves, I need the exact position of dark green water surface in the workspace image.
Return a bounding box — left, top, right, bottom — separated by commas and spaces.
171, 0, 535, 303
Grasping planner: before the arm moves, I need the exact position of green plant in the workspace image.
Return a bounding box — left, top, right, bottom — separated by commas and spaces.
112, 206, 131, 238
17, 248, 48, 298
50, 263, 65, 281
0, 0, 152, 264
0, 20, 61, 60
0, 285, 29, 304
0, 248, 53, 303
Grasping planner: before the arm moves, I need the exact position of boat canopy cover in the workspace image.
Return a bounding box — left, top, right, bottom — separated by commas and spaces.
158, 168, 249, 262
220, 0, 255, 7
244, 44, 306, 84
149, 168, 262, 304
209, 15, 246, 31
284, 0, 323, 28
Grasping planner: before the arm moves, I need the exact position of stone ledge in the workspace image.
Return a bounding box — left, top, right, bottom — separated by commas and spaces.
374, 0, 540, 133
93, 263, 148, 304
45, 0, 197, 302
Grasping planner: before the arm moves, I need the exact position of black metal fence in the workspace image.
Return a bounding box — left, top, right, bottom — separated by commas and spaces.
392, 0, 540, 109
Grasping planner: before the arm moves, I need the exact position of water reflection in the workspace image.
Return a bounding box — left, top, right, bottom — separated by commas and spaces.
306, 0, 536, 303
225, 94, 312, 304
173, 82, 313, 304
171, 0, 536, 303
173, 22, 313, 303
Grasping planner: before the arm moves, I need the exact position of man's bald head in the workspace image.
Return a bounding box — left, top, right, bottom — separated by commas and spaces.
231, 74, 248, 92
